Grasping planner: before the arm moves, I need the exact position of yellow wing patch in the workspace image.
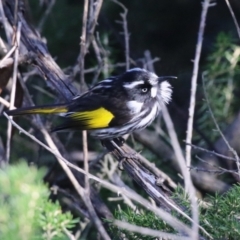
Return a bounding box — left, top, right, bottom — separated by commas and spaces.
71, 107, 114, 129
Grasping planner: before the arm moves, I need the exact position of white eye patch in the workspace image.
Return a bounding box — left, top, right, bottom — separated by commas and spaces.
127, 68, 147, 73
123, 80, 144, 89
151, 87, 158, 98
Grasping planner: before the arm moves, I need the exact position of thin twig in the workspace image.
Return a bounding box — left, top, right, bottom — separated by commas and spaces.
14, 0, 18, 27
185, 0, 214, 167
62, 226, 76, 240
91, 36, 104, 85
112, 0, 130, 70
160, 101, 199, 240
194, 156, 239, 176
6, 21, 21, 163
85, 0, 103, 50
114, 220, 191, 240
224, 0, 240, 39
79, 0, 89, 90
143, 50, 160, 72
0, 0, 12, 44
0, 44, 17, 67
82, 130, 89, 191
0, 96, 10, 108
38, 0, 56, 33
186, 142, 237, 162
0, 37, 8, 54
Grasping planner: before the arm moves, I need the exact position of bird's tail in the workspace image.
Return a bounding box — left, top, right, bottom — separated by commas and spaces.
5, 104, 68, 116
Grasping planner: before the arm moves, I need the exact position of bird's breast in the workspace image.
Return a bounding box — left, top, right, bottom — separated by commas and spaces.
126, 100, 143, 114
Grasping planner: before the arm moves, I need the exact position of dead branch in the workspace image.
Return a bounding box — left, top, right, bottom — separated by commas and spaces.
3, 0, 77, 101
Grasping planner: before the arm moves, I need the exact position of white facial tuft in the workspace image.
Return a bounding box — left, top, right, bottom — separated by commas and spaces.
160, 81, 172, 104
126, 100, 143, 114
101, 79, 113, 83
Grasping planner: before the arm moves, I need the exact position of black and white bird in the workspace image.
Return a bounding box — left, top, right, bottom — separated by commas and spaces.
6, 68, 175, 140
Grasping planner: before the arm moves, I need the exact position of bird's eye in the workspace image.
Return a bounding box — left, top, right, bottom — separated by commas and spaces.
141, 87, 148, 93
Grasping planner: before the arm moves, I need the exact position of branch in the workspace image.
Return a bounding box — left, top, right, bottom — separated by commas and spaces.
112, 0, 130, 70
3, 0, 77, 101
224, 0, 240, 39
6, 21, 21, 163
185, 0, 214, 167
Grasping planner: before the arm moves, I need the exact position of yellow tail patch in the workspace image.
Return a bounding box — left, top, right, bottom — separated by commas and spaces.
27, 107, 68, 114
71, 107, 114, 129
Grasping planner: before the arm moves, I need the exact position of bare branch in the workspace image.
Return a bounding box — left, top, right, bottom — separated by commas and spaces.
79, 0, 89, 90
112, 0, 130, 70
186, 142, 238, 162
185, 0, 214, 167
82, 130, 89, 191
37, 0, 56, 33
6, 21, 21, 163
0, 0, 12, 44
114, 220, 191, 240
160, 100, 200, 240
224, 0, 240, 39
3, 1, 77, 100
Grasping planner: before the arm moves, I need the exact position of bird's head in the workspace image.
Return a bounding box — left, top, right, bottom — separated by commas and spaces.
120, 68, 175, 105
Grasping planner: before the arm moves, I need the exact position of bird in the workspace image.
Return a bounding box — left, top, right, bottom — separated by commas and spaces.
5, 68, 175, 140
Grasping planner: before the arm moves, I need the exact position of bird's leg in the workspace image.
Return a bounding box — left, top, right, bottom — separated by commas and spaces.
114, 137, 125, 146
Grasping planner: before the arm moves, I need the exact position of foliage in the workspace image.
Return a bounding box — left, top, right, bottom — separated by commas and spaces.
0, 162, 79, 240
196, 32, 240, 144
111, 184, 240, 239
110, 208, 175, 240
202, 184, 240, 239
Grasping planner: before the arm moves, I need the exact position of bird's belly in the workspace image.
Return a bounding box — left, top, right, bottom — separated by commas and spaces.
90, 103, 160, 139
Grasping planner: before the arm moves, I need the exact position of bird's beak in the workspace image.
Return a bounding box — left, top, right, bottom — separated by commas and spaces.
158, 76, 177, 83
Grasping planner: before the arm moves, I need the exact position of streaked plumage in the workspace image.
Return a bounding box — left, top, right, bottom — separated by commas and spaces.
6, 68, 175, 139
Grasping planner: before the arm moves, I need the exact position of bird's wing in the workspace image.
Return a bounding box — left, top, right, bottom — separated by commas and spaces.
53, 95, 114, 131
53, 81, 127, 131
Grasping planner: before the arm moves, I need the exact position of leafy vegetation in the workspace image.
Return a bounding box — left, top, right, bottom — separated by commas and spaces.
0, 162, 79, 240
112, 184, 240, 239
196, 33, 240, 144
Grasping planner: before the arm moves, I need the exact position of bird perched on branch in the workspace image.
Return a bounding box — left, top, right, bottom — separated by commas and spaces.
6, 68, 175, 140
